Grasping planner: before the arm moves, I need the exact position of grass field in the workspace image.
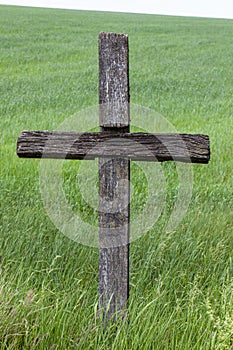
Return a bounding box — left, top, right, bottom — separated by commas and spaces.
1, 5, 233, 349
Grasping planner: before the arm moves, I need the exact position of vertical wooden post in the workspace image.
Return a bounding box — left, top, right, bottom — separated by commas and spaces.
98, 32, 130, 321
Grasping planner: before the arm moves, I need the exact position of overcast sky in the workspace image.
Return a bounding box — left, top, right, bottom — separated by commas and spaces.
1, 0, 233, 19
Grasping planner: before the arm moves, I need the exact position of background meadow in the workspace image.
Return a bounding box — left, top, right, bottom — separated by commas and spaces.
0, 5, 233, 349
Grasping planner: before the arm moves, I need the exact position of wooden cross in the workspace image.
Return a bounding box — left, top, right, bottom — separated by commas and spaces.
17, 32, 210, 322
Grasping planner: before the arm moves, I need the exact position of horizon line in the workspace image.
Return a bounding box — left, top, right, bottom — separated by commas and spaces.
1, 3, 233, 21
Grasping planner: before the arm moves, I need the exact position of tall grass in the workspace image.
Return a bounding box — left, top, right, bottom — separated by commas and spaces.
0, 5, 233, 349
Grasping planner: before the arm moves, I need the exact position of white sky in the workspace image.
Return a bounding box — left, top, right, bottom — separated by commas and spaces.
1, 0, 233, 19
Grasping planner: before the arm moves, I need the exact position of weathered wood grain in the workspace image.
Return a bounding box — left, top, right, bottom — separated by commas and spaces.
17, 131, 210, 163
99, 32, 129, 128
98, 32, 130, 322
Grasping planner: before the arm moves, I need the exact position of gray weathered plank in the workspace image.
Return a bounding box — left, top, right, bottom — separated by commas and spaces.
17, 131, 210, 163
99, 32, 129, 128
98, 32, 130, 322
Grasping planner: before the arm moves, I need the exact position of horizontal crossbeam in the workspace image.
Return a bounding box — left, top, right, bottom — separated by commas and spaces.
17, 130, 210, 163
